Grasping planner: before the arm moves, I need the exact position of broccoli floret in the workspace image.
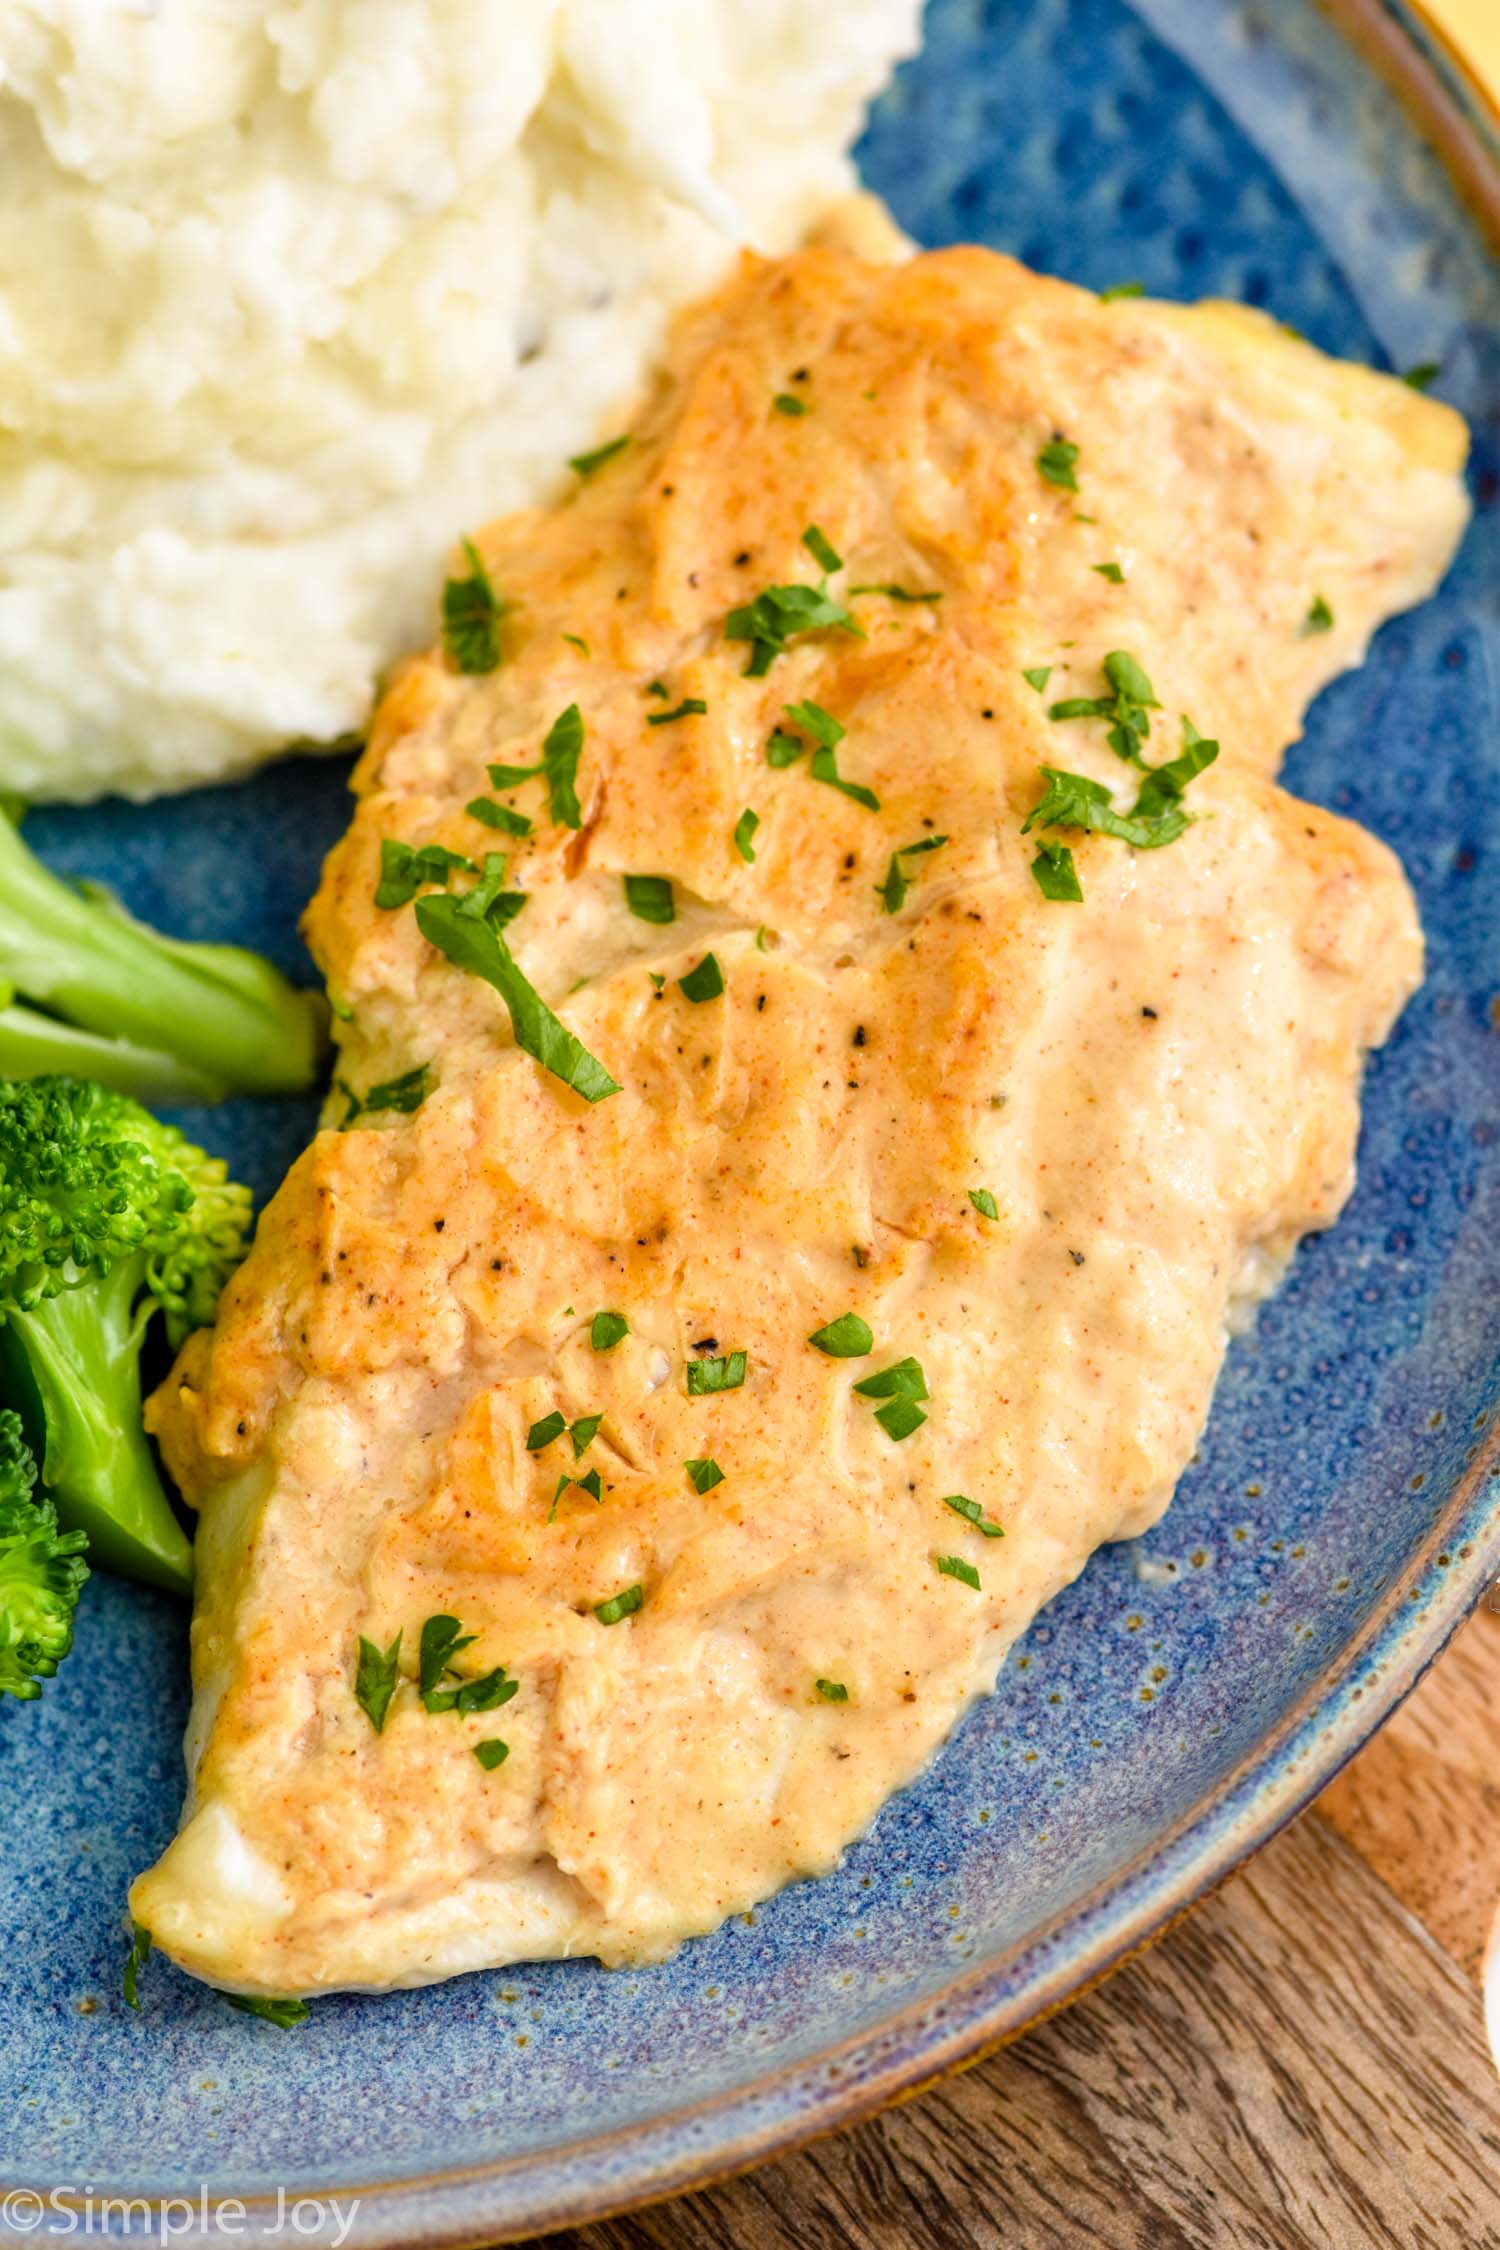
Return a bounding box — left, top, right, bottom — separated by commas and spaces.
0, 1407, 88, 1700
0, 806, 326, 1102
0, 1078, 253, 1594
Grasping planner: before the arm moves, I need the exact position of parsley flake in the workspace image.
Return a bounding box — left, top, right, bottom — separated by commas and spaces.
354, 1630, 403, 1733
1402, 361, 1440, 391
419, 1614, 477, 1696
774, 392, 809, 417
123, 1922, 152, 2013
848, 583, 943, 604
1037, 436, 1080, 493
1092, 561, 1126, 584
338, 1063, 430, 1127
808, 1312, 873, 1357
678, 953, 724, 1003
594, 1584, 643, 1626
816, 1678, 849, 1703
375, 839, 473, 911
942, 1492, 1005, 1538
569, 1413, 603, 1458
852, 1356, 928, 1402
687, 1351, 747, 1394
647, 698, 707, 726
1023, 667, 1053, 693
570, 434, 630, 478
591, 1310, 629, 1351
725, 529, 861, 674
227, 1996, 310, 2029
1302, 594, 1335, 636
473, 1738, 510, 1770
541, 704, 585, 828
934, 1553, 981, 1590
1031, 841, 1084, 902
686, 1456, 725, 1493
623, 873, 676, 925
733, 808, 760, 863
968, 1188, 998, 1220
442, 538, 505, 674
527, 1410, 567, 1452
466, 799, 532, 836
877, 834, 947, 913
874, 1396, 927, 1441
416, 894, 619, 1102
1099, 280, 1145, 301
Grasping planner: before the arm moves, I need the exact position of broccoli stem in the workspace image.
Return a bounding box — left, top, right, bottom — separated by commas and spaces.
0, 1261, 193, 1595
0, 1001, 223, 1106
0, 814, 325, 1098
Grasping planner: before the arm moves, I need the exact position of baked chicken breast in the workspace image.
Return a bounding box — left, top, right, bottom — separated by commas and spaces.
133, 241, 1467, 1995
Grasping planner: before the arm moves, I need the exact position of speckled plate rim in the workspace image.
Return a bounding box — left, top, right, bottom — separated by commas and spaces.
13, 5, 1498, 2243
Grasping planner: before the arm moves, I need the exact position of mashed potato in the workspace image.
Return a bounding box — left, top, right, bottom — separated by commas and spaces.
0, 0, 920, 801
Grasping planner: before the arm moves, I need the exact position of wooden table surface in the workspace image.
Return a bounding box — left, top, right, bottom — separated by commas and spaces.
537, 1605, 1500, 2250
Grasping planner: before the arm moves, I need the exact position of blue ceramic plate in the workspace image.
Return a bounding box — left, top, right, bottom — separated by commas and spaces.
3, 2, 1498, 2242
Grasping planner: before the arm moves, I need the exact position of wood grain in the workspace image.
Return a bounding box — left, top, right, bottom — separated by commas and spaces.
534, 1614, 1500, 2250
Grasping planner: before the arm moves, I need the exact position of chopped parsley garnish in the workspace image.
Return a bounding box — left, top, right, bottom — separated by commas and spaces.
594, 1583, 643, 1626
687, 1350, 747, 1394
466, 799, 532, 836
550, 1466, 603, 1518
1037, 436, 1080, 493
442, 538, 505, 674
1402, 361, 1440, 391
774, 392, 809, 417
934, 1553, 981, 1591
416, 893, 619, 1102
854, 1355, 928, 1441
419, 1613, 477, 1695
425, 1665, 518, 1717
811, 746, 879, 813
338, 1062, 430, 1126
480, 706, 583, 828
449, 851, 526, 929
942, 1492, 1004, 1538
123, 1922, 152, 2012
848, 583, 943, 604
1031, 842, 1083, 902
678, 953, 724, 1003
802, 524, 842, 574
733, 808, 760, 863
570, 434, 630, 478
227, 1996, 310, 2029
354, 1630, 403, 1733
968, 1189, 998, 1220
876, 834, 947, 913
562, 633, 589, 655
645, 680, 670, 700
873, 1396, 927, 1441
591, 1310, 629, 1351
808, 1312, 873, 1357
852, 1356, 928, 1400
473, 1738, 510, 1770
647, 698, 707, 726
1099, 280, 1144, 301
375, 839, 473, 910
527, 1410, 567, 1452
1023, 667, 1053, 693
569, 1413, 602, 1457
1024, 719, 1218, 861
1302, 594, 1335, 636
686, 1456, 725, 1493
725, 527, 862, 674
623, 874, 676, 925
1092, 561, 1126, 583
816, 1678, 849, 1703
1049, 649, 1160, 765
541, 703, 584, 828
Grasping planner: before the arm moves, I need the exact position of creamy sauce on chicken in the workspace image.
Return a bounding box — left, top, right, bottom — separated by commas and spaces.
132, 239, 1466, 1995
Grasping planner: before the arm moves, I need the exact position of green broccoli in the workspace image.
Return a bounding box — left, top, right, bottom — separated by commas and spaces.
0, 805, 326, 1102
0, 1406, 88, 1700
0, 1077, 253, 1593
